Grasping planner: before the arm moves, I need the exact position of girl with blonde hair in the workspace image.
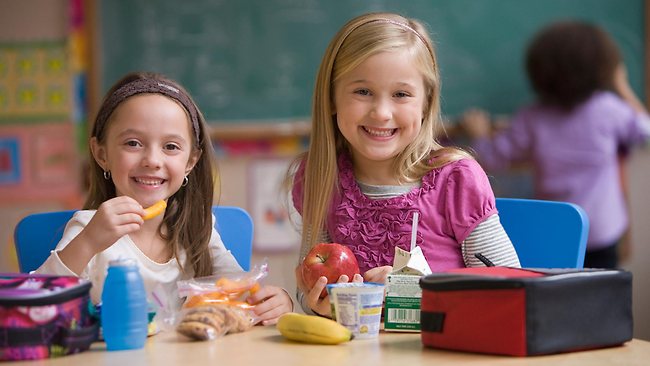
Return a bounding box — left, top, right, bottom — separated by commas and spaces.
289, 13, 520, 317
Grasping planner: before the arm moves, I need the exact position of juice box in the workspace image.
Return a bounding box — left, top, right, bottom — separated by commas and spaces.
384, 246, 431, 332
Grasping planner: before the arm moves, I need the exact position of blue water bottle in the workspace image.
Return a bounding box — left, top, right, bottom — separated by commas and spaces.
101, 259, 148, 351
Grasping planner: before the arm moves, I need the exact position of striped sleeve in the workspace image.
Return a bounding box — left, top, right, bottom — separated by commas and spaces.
462, 214, 521, 268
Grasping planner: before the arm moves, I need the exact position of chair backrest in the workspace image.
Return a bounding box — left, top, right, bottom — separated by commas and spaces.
495, 198, 589, 268
14, 210, 76, 273
212, 206, 253, 271
14, 206, 253, 273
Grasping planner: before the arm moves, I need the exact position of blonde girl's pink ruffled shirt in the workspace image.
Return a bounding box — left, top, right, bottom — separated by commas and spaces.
292, 153, 497, 273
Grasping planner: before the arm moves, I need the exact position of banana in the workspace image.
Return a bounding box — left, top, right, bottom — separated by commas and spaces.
142, 200, 167, 220
276, 313, 353, 345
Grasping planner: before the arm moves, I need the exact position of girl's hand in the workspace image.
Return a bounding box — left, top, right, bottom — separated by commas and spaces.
295, 265, 363, 318
612, 62, 648, 113
613, 62, 631, 95
58, 196, 146, 275
246, 285, 293, 326
83, 196, 146, 254
460, 108, 492, 139
363, 265, 392, 284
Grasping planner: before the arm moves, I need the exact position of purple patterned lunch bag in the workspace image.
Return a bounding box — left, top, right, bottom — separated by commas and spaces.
0, 273, 98, 361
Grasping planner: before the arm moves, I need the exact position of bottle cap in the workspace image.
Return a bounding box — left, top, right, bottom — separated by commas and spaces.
108, 258, 138, 267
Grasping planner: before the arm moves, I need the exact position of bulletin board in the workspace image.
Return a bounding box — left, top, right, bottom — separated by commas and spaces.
0, 42, 71, 122
0, 123, 80, 204
0, 41, 81, 205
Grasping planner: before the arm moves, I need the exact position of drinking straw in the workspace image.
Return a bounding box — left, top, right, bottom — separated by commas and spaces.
410, 212, 419, 251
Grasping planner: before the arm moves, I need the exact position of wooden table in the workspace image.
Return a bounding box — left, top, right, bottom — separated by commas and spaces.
17, 326, 650, 365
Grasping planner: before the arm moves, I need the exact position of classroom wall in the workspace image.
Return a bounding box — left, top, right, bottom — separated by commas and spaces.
0, 0, 78, 271
1, 0, 648, 341
0, 0, 68, 40
217, 156, 300, 306
623, 149, 650, 341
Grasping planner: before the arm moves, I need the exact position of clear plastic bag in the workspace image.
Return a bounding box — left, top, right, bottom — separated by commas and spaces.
171, 262, 268, 341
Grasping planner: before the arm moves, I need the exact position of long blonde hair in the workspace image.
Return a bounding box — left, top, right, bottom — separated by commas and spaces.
292, 12, 472, 253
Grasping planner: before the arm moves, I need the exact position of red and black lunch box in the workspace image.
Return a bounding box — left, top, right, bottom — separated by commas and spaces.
419, 267, 632, 356
0, 273, 99, 361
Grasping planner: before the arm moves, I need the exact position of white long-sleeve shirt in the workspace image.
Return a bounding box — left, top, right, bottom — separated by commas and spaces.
35, 210, 243, 310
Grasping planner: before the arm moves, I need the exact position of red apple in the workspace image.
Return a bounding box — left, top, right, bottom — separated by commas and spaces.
300, 243, 360, 298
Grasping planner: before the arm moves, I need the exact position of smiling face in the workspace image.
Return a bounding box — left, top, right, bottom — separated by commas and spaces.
333, 50, 426, 181
91, 94, 199, 207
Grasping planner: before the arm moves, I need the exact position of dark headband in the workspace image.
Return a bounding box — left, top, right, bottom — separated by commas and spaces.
95, 78, 201, 143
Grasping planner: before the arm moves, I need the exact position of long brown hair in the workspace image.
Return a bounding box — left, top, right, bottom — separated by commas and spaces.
291, 13, 472, 257
86, 71, 218, 277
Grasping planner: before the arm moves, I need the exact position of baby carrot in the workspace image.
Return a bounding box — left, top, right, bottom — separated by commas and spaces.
142, 200, 167, 220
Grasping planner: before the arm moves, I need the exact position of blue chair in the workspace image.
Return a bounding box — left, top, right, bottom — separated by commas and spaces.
14, 206, 253, 273
495, 198, 589, 268
212, 206, 253, 271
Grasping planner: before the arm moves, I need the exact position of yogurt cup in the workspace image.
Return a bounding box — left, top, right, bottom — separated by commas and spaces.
326, 282, 385, 339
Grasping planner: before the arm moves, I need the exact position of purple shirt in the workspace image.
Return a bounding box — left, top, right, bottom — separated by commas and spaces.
474, 91, 650, 249
292, 153, 497, 273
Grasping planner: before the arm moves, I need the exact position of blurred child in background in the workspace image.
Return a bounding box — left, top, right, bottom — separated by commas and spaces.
462, 20, 650, 268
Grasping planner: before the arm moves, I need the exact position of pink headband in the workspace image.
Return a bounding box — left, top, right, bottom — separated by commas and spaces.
343, 17, 434, 56
95, 78, 201, 143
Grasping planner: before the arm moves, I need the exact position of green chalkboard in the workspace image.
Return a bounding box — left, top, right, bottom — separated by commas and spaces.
101, 0, 645, 124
